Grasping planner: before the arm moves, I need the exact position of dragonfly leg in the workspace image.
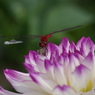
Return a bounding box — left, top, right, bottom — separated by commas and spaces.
37, 47, 47, 56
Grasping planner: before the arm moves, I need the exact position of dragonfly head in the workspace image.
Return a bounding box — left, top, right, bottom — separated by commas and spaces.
39, 41, 47, 48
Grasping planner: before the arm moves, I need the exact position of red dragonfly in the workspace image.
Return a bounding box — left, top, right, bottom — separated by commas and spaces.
1, 25, 82, 55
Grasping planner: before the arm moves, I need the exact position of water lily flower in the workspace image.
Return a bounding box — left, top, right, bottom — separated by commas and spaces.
0, 37, 95, 95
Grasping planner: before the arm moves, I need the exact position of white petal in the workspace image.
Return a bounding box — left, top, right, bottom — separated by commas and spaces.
22, 91, 48, 95
54, 62, 67, 85
0, 86, 21, 95
4, 69, 43, 93
71, 64, 91, 92
30, 72, 53, 93
52, 85, 79, 95
44, 60, 55, 81
59, 37, 70, 53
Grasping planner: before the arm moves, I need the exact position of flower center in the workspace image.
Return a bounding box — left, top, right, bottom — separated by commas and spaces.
81, 80, 93, 92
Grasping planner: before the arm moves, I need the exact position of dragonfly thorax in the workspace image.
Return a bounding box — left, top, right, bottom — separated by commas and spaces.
40, 35, 52, 42
39, 35, 52, 48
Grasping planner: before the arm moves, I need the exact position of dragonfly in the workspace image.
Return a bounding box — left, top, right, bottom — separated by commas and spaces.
0, 25, 82, 55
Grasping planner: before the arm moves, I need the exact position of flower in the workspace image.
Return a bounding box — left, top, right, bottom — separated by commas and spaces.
0, 37, 95, 95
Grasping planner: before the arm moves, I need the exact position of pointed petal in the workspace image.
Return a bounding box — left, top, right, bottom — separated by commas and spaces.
71, 64, 91, 92
0, 86, 21, 95
76, 37, 86, 50
82, 51, 94, 70
22, 91, 48, 95
77, 37, 95, 57
44, 60, 55, 80
59, 37, 70, 53
35, 58, 46, 73
52, 85, 78, 95
23, 63, 39, 73
4, 69, 43, 93
81, 90, 95, 95
28, 50, 38, 66
30, 72, 52, 93
54, 62, 67, 85
82, 37, 95, 56
24, 55, 30, 63
47, 43, 59, 59
0, 86, 48, 95
73, 51, 84, 63
69, 41, 76, 53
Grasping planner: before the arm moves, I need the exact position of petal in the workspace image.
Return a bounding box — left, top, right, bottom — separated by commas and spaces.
23, 92, 48, 95
52, 85, 63, 95
25, 51, 46, 73
69, 41, 76, 53
60, 52, 69, 79
35, 58, 46, 73
49, 49, 59, 63
82, 79, 95, 95
76, 37, 86, 50
47, 43, 59, 59
82, 51, 95, 79
73, 51, 84, 63
44, 60, 55, 80
23, 63, 39, 73
65, 53, 80, 81
79, 37, 95, 57
54, 61, 67, 85
4, 69, 43, 93
52, 85, 78, 95
81, 90, 95, 95
24, 55, 30, 64
0, 86, 49, 95
69, 52, 80, 68
40, 74, 57, 91
59, 37, 70, 53
28, 50, 38, 66
82, 51, 94, 70
82, 37, 95, 55
30, 72, 53, 93
4, 69, 31, 81
0, 86, 21, 95
71, 64, 91, 92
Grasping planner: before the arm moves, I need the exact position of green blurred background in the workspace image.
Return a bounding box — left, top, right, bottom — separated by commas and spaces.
0, 0, 95, 92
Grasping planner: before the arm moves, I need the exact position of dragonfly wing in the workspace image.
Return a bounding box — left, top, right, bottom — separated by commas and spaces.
4, 40, 23, 45
1, 35, 41, 45
3, 36, 40, 45
4, 41, 10, 45
46, 25, 83, 35
0, 35, 41, 38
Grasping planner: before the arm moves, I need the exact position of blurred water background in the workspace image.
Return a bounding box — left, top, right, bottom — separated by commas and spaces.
0, 0, 95, 92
